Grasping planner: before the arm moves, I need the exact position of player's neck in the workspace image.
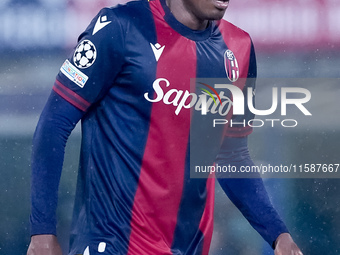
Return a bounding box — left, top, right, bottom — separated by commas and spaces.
166, 0, 209, 30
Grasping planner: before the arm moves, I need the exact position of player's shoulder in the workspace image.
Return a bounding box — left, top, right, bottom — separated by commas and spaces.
106, 0, 151, 20
82, 0, 152, 40
216, 19, 251, 40
89, 0, 152, 35
215, 19, 252, 49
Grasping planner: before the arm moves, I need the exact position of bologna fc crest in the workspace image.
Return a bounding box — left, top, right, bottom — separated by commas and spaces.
224, 49, 239, 82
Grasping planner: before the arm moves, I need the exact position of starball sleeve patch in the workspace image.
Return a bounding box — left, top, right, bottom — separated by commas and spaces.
73, 40, 97, 69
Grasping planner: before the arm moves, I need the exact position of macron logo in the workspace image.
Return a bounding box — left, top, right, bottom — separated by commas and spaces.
93, 15, 112, 35
150, 43, 165, 62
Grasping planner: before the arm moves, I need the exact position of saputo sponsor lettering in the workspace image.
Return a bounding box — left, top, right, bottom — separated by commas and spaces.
143, 78, 233, 116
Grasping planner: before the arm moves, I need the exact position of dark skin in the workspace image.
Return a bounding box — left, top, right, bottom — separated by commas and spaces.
27, 0, 303, 254
166, 0, 229, 30
27, 235, 62, 255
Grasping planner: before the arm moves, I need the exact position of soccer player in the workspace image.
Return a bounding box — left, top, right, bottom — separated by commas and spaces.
27, 0, 303, 254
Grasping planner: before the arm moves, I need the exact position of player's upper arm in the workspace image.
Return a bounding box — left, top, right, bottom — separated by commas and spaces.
54, 7, 126, 112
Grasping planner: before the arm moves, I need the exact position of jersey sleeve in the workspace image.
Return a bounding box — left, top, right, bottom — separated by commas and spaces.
216, 136, 289, 248
54, 7, 125, 112
224, 41, 257, 137
30, 7, 126, 235
30, 91, 84, 236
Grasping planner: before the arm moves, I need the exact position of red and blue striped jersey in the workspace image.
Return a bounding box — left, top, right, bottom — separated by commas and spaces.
53, 0, 256, 254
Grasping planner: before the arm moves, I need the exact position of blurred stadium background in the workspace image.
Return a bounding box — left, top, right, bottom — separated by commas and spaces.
0, 0, 339, 254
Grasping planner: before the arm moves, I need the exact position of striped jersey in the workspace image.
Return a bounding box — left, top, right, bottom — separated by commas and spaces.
53, 0, 256, 254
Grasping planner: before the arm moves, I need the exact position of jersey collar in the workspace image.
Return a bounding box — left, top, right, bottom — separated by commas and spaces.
159, 0, 213, 41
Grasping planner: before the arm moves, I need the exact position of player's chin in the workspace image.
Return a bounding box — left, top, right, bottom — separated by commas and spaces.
209, 0, 229, 19
212, 10, 226, 20
206, 9, 227, 21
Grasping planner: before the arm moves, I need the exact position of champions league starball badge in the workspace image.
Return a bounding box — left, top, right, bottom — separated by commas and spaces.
73, 40, 97, 69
